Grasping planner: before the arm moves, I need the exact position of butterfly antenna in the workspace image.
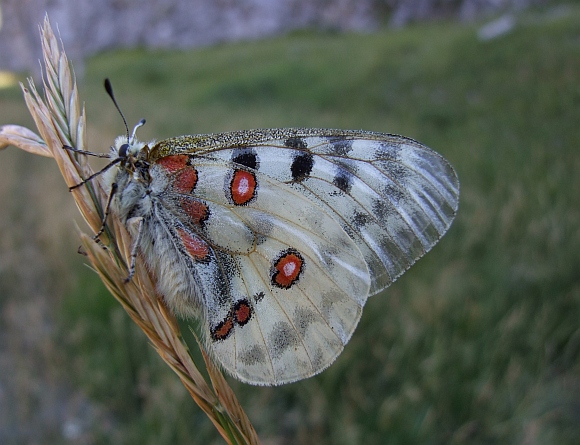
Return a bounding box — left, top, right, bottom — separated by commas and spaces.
104, 78, 130, 142
131, 119, 146, 143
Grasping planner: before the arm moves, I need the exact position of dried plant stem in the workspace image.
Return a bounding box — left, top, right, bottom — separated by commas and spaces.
0, 15, 259, 445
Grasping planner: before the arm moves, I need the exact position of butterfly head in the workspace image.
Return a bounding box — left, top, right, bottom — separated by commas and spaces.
109, 119, 154, 188
113, 118, 148, 160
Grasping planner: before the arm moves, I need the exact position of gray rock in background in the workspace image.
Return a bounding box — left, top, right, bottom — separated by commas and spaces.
0, 0, 550, 73
0, 0, 376, 73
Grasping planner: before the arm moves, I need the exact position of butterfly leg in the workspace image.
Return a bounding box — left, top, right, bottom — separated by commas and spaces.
125, 216, 144, 283
93, 182, 118, 242
66, 157, 123, 191
63, 145, 111, 158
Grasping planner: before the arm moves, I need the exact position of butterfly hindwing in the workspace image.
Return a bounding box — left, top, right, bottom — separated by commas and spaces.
154, 157, 370, 384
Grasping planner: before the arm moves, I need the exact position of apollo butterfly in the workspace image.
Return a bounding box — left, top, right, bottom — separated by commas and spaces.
68, 79, 459, 385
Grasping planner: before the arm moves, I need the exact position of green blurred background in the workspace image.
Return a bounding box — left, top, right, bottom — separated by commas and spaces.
0, 3, 579, 444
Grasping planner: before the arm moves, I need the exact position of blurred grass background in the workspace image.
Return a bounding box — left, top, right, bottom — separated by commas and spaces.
0, 3, 579, 444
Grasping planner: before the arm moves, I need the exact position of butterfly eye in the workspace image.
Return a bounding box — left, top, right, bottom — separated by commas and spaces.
118, 143, 130, 158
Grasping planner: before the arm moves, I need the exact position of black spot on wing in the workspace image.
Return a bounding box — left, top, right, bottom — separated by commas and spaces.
269, 321, 300, 360
352, 211, 371, 229
232, 148, 259, 170
383, 160, 409, 181
253, 291, 265, 303
333, 167, 353, 193
380, 183, 405, 207
330, 158, 358, 194
372, 198, 391, 220
326, 137, 353, 156
293, 307, 317, 337
284, 137, 307, 149
290, 151, 314, 182
239, 344, 267, 366
373, 142, 401, 162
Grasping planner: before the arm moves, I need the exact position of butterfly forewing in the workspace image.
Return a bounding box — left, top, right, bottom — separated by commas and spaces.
157, 129, 459, 296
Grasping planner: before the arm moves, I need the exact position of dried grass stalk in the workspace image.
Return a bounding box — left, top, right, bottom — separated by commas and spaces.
0, 15, 260, 445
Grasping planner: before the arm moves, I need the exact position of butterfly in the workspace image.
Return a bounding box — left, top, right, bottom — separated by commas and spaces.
69, 79, 459, 386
